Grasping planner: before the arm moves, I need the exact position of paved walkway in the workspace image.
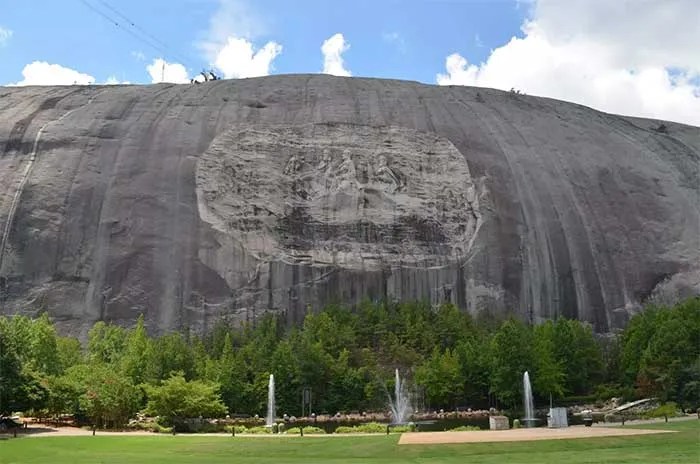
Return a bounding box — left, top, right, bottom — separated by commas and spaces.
398, 425, 675, 445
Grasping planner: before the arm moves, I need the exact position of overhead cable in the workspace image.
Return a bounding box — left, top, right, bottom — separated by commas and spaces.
78, 0, 195, 69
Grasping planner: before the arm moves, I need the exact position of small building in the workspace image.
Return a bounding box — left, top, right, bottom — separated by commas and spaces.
489, 415, 509, 430
547, 407, 568, 428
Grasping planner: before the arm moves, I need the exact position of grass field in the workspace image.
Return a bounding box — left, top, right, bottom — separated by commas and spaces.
1, 420, 697, 464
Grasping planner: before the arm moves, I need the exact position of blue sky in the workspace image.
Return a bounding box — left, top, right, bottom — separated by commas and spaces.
0, 0, 526, 85
1, 0, 698, 125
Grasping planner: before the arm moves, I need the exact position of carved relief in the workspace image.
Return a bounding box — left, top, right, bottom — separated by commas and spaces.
333, 150, 358, 192
196, 123, 485, 270
283, 153, 303, 175
372, 154, 402, 194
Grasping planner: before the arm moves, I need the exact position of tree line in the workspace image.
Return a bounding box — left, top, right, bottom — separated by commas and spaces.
0, 297, 698, 428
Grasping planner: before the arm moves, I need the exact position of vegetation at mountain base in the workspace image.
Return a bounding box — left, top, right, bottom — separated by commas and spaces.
0, 298, 697, 426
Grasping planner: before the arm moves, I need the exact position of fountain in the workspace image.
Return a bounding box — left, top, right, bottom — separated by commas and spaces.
522, 371, 537, 427
266, 374, 275, 427
389, 369, 412, 424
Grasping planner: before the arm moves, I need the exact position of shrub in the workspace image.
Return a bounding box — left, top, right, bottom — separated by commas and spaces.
335, 422, 387, 434
224, 425, 248, 434
558, 395, 598, 406
449, 425, 482, 432
333, 422, 411, 434
153, 423, 173, 434
127, 421, 172, 434
644, 403, 680, 420
286, 426, 326, 435
127, 421, 152, 432
196, 422, 228, 433
594, 384, 635, 403
245, 426, 272, 434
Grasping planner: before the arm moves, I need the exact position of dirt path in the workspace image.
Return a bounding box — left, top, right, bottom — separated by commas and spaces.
398, 425, 675, 445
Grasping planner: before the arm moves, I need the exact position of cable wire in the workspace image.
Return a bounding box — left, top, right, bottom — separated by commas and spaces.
78, 0, 195, 70
95, 0, 195, 66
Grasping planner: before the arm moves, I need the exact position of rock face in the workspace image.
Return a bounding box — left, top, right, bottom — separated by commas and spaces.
0, 76, 698, 336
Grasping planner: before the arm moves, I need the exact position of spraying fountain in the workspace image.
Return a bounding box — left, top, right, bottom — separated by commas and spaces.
389, 369, 412, 424
266, 374, 275, 427
522, 371, 537, 427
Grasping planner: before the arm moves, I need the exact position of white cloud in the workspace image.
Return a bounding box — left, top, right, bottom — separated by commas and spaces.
382, 31, 407, 54
321, 33, 351, 77
104, 76, 130, 85
12, 61, 95, 86
205, 0, 264, 47
437, 0, 700, 125
146, 58, 190, 84
0, 26, 11, 46
131, 51, 146, 62
198, 0, 282, 79
212, 37, 282, 78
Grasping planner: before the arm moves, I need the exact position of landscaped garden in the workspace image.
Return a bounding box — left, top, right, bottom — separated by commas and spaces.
1, 420, 697, 464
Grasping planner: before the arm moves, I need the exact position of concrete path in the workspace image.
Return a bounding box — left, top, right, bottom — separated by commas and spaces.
398, 425, 675, 445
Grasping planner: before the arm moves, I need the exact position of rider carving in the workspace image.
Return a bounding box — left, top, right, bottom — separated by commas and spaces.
333, 150, 358, 192
284, 153, 304, 175
374, 154, 401, 194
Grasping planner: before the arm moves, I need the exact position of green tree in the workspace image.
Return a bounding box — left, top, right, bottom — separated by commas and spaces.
456, 336, 491, 407
45, 373, 83, 417
87, 321, 127, 365
302, 311, 356, 359
619, 298, 700, 403
56, 336, 83, 373
144, 373, 227, 427
216, 334, 250, 414
325, 349, 365, 413
434, 303, 472, 350
82, 364, 141, 428
17, 367, 49, 414
532, 321, 565, 398
620, 307, 658, 385
270, 339, 300, 415
416, 347, 464, 409
489, 318, 534, 408
0, 320, 23, 414
639, 310, 693, 401
121, 315, 152, 385
146, 332, 195, 381
27, 313, 61, 375
293, 333, 334, 413
552, 319, 603, 395
680, 356, 700, 411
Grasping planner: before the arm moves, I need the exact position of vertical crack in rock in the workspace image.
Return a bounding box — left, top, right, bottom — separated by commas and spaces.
0, 89, 99, 276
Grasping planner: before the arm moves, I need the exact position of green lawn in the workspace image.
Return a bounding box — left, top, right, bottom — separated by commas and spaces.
1, 420, 698, 464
